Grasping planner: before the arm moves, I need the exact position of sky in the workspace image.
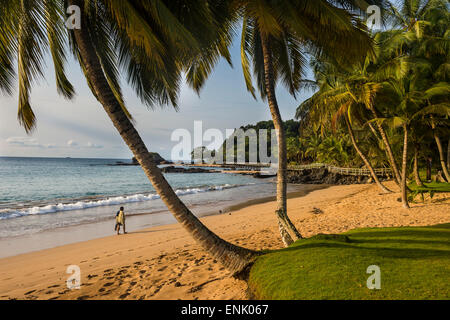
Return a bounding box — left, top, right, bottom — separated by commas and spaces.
0, 37, 314, 160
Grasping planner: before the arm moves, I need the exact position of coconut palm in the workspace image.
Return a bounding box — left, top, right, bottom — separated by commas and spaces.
447, 139, 450, 170
372, 77, 450, 207
380, 0, 450, 182
236, 0, 383, 246
0, 0, 258, 275
297, 56, 393, 192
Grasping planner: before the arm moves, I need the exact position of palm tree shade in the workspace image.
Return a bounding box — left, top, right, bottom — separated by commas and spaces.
237, 0, 384, 245
1, 0, 258, 275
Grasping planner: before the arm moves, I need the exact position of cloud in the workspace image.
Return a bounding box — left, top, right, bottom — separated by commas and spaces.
6, 137, 104, 150
67, 140, 79, 147
86, 142, 103, 149
6, 137, 54, 149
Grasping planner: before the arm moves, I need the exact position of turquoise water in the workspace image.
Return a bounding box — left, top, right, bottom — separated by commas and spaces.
0, 157, 274, 237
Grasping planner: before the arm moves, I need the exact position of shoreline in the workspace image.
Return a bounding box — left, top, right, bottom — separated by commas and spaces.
0, 181, 448, 300
0, 183, 321, 259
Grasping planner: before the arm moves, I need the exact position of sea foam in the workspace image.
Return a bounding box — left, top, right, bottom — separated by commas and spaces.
0, 184, 236, 220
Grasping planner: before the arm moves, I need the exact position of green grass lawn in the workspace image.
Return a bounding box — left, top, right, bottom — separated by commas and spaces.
248, 224, 450, 300
409, 181, 450, 193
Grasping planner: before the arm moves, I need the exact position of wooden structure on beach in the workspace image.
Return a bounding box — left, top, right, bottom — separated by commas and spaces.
185, 162, 392, 177
288, 163, 392, 177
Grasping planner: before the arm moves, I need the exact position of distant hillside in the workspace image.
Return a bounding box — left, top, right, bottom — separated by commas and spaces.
239, 119, 300, 139
215, 119, 300, 163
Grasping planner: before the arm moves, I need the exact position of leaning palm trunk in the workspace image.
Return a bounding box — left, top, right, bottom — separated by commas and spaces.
345, 117, 391, 193
368, 122, 381, 141
401, 124, 410, 209
447, 139, 450, 171
70, 1, 257, 275
370, 108, 402, 186
431, 118, 450, 182
413, 143, 425, 187
260, 34, 302, 246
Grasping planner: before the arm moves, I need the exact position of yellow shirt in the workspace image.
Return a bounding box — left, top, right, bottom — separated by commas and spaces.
116, 210, 125, 224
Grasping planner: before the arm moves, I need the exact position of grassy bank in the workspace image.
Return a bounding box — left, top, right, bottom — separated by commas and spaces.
248, 224, 450, 300
409, 181, 450, 193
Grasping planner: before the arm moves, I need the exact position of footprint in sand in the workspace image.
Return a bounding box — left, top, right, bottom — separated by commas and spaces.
119, 293, 129, 299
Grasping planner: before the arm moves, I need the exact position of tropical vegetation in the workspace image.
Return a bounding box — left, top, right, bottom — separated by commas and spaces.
0, 0, 448, 282
296, 0, 449, 207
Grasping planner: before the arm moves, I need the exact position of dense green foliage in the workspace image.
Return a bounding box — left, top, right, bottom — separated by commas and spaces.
213, 120, 300, 163
295, 0, 449, 196
249, 224, 450, 300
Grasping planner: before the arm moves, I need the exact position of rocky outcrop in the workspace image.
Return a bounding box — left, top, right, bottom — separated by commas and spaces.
160, 166, 217, 174
113, 153, 170, 166
286, 168, 375, 185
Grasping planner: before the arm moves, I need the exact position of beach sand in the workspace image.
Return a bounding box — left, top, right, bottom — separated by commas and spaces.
0, 181, 448, 300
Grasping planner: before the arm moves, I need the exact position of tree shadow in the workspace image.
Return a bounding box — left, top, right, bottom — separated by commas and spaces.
272, 241, 450, 260
262, 224, 450, 260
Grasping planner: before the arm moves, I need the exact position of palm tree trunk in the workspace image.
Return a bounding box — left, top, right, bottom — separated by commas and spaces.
413, 143, 425, 187
70, 0, 257, 275
430, 117, 450, 182
345, 116, 391, 193
401, 124, 410, 209
370, 108, 402, 186
447, 139, 450, 171
260, 34, 301, 246
368, 122, 381, 141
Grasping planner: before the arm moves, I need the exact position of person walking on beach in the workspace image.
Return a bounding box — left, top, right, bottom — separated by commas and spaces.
115, 206, 126, 235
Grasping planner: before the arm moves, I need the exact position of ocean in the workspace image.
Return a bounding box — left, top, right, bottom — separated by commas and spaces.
0, 157, 280, 245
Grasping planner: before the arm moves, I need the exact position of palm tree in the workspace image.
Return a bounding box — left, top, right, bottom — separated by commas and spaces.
386, 0, 450, 181
413, 142, 425, 187
236, 0, 381, 246
411, 125, 428, 187
297, 57, 393, 192
382, 0, 450, 181
372, 78, 449, 208
1, 0, 258, 275
430, 115, 450, 181
447, 139, 450, 171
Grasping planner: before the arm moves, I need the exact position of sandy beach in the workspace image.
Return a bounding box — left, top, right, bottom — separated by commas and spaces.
0, 181, 448, 300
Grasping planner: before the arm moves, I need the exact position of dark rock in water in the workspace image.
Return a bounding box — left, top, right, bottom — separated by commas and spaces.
113, 153, 167, 166
160, 166, 216, 173
287, 168, 373, 185
253, 172, 277, 179
134, 153, 167, 164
